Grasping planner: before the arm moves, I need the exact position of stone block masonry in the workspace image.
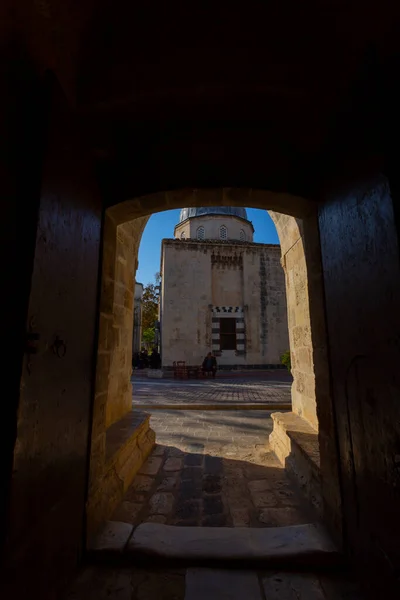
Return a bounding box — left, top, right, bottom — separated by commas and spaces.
160, 239, 289, 368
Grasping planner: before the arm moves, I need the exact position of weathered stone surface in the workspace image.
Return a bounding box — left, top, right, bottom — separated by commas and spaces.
88, 521, 133, 555
251, 491, 279, 508
259, 508, 308, 527
204, 456, 223, 475
149, 493, 175, 515
139, 456, 163, 476
160, 236, 288, 369
147, 515, 168, 524
131, 475, 155, 494
269, 411, 322, 516
203, 495, 224, 515
262, 572, 326, 600
152, 444, 166, 457
66, 565, 186, 600
248, 480, 272, 493
230, 508, 250, 527
127, 523, 342, 566
66, 566, 132, 600
202, 514, 227, 527
184, 454, 203, 466
112, 501, 143, 524
164, 457, 184, 472
158, 474, 180, 492
185, 569, 262, 600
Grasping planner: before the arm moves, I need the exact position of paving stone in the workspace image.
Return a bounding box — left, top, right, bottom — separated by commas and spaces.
181, 466, 203, 481
66, 566, 132, 600
179, 479, 203, 501
152, 444, 166, 456
202, 474, 221, 494
186, 443, 205, 453
248, 479, 272, 493
146, 515, 168, 524
167, 447, 185, 457
274, 488, 297, 506
251, 491, 279, 508
157, 474, 180, 492
204, 456, 223, 475
185, 569, 262, 600
259, 507, 308, 527
202, 514, 227, 527
149, 492, 175, 515
131, 475, 155, 493
262, 572, 326, 600
164, 457, 184, 472
132, 567, 186, 600
139, 456, 163, 476
184, 453, 204, 466
203, 495, 224, 515
230, 508, 250, 527
175, 500, 201, 521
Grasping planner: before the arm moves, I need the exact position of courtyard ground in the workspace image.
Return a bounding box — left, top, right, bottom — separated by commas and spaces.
111, 375, 312, 528
131, 371, 292, 408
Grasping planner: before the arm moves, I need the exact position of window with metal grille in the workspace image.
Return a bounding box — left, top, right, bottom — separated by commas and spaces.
220, 225, 227, 240
197, 226, 205, 240
219, 318, 237, 350
239, 229, 245, 241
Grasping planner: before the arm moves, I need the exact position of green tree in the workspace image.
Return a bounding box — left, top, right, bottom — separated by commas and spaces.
141, 274, 160, 338
142, 327, 155, 347
280, 350, 291, 373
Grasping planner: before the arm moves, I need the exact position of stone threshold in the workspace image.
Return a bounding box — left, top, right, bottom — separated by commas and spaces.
87, 521, 343, 570
106, 409, 150, 462
136, 403, 292, 411
269, 412, 321, 515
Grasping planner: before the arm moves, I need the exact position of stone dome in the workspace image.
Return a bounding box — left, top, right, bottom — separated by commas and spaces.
179, 206, 248, 223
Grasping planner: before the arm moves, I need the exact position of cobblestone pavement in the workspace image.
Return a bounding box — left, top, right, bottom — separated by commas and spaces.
132, 376, 292, 407
112, 409, 311, 528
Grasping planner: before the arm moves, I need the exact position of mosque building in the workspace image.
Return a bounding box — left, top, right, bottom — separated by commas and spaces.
159, 206, 289, 369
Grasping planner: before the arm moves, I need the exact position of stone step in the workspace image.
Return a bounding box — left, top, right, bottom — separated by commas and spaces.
88, 521, 343, 570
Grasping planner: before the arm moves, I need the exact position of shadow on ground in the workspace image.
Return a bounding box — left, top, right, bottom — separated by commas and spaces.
111, 443, 315, 528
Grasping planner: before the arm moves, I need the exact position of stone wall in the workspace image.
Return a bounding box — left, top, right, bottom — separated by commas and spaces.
160, 239, 289, 367
269, 210, 341, 540
87, 214, 154, 536
269, 213, 316, 428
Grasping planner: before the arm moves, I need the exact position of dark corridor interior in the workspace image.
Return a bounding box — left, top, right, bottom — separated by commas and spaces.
2, 2, 400, 599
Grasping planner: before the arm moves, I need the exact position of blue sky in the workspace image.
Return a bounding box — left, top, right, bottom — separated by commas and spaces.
136, 208, 279, 286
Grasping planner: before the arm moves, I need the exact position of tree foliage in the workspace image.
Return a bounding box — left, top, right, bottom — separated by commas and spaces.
142, 327, 155, 347
280, 350, 291, 373
141, 273, 160, 333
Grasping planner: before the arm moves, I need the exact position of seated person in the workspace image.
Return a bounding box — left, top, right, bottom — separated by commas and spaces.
149, 347, 161, 369
202, 352, 217, 377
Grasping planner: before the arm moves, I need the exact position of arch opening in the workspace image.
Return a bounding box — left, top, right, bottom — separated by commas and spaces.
87, 188, 338, 545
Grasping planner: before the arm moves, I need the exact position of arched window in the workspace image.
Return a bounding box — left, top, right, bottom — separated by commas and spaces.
180, 231, 186, 239
220, 225, 227, 240
239, 229, 246, 241
197, 226, 205, 240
